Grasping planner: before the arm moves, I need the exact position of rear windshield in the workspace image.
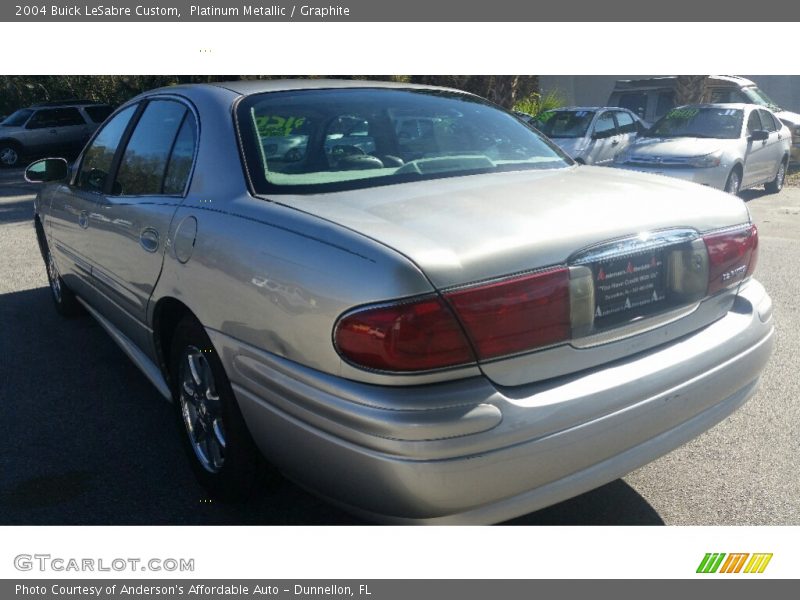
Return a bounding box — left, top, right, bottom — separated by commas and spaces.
237, 88, 569, 194
645, 107, 743, 139
533, 110, 595, 138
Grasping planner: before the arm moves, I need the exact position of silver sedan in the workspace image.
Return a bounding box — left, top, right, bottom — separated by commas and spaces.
532, 107, 645, 165
28, 81, 773, 524
614, 103, 791, 195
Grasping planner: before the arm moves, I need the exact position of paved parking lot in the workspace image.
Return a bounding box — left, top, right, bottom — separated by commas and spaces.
1, 166, 798, 525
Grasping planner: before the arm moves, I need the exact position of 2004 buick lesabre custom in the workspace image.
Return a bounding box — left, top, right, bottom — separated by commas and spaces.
27, 80, 774, 524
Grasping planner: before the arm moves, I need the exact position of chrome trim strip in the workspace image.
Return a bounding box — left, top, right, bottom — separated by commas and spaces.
76, 297, 172, 401
571, 302, 701, 348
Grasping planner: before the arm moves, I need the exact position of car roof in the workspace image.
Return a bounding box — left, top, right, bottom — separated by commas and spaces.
147, 78, 470, 98
612, 75, 756, 89
543, 106, 635, 112
672, 103, 763, 111
30, 100, 111, 108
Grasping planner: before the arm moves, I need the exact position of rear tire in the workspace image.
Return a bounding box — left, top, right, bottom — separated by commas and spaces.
43, 240, 85, 317
765, 159, 787, 194
724, 168, 741, 196
170, 315, 264, 501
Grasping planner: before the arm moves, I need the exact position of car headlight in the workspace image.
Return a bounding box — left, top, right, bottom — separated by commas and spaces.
685, 150, 722, 168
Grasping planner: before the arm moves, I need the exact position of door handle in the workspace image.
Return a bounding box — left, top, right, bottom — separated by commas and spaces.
49, 129, 58, 134
78, 211, 89, 229
139, 228, 160, 253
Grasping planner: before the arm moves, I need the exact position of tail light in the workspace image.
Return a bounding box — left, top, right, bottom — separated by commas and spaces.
335, 268, 572, 371
703, 224, 758, 295
335, 224, 759, 373
334, 297, 475, 372
444, 268, 571, 360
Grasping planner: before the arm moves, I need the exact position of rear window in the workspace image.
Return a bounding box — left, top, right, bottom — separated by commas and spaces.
617, 92, 647, 119
84, 105, 114, 123
237, 88, 569, 194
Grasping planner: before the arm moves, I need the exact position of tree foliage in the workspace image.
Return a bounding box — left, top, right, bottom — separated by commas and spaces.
0, 75, 539, 115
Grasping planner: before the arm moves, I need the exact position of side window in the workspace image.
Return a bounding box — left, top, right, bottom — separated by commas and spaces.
615, 111, 637, 134
655, 92, 675, 119
163, 113, 197, 195
76, 105, 137, 192
746, 110, 763, 134
758, 110, 777, 132
29, 108, 85, 128
618, 93, 647, 120
593, 112, 617, 138
114, 100, 187, 196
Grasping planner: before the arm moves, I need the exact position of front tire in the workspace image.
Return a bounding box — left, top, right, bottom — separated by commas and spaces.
0, 142, 22, 168
765, 159, 787, 194
724, 168, 741, 196
170, 315, 263, 500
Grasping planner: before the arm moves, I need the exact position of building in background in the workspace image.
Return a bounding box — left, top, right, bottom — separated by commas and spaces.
540, 76, 800, 114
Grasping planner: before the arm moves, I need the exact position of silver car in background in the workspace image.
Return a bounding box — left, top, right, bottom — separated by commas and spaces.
28, 81, 773, 524
532, 107, 644, 165
614, 104, 791, 195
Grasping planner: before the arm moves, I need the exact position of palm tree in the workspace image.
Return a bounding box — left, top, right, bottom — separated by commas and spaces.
675, 75, 709, 105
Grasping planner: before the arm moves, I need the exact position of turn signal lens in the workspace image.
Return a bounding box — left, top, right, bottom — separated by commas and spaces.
334, 297, 475, 372
703, 224, 758, 295
444, 268, 571, 360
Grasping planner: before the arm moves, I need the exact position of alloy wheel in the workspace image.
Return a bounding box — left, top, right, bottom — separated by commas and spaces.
178, 346, 226, 473
47, 252, 62, 303
0, 146, 19, 167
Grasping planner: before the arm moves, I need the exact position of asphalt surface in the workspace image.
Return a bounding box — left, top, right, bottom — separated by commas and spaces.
1, 167, 798, 525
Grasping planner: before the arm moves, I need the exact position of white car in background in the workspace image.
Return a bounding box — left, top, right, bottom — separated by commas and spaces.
614, 104, 791, 195
532, 107, 645, 165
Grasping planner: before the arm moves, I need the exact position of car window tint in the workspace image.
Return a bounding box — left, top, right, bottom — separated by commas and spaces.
615, 111, 637, 134
655, 92, 674, 119
618, 93, 647, 119
28, 107, 85, 129
115, 100, 187, 196
594, 112, 616, 136
77, 105, 137, 192
163, 113, 197, 195
84, 105, 114, 123
758, 110, 777, 132
747, 110, 762, 134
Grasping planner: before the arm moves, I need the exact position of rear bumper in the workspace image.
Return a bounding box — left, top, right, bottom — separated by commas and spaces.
209, 279, 774, 524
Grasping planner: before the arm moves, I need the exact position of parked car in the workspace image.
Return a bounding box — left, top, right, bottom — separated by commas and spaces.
27, 81, 773, 524
0, 100, 114, 168
532, 107, 645, 165
608, 76, 800, 163
614, 104, 791, 195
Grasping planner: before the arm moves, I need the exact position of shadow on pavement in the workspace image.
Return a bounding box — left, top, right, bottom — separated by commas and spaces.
0, 286, 664, 526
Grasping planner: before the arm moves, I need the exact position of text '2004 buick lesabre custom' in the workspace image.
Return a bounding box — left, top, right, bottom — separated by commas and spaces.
28, 80, 774, 524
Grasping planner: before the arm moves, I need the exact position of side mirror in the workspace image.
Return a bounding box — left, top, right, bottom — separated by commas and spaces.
24, 158, 69, 183
749, 129, 769, 142
592, 129, 611, 140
